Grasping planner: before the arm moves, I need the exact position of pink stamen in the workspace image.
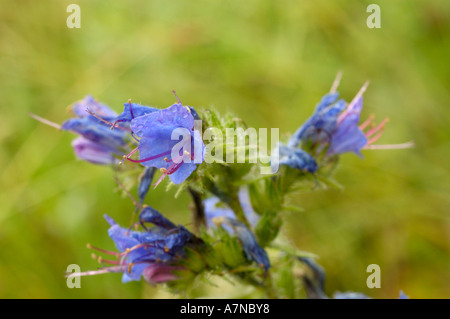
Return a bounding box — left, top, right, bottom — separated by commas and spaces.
150, 150, 194, 188
112, 118, 126, 127
126, 150, 172, 163
365, 117, 389, 138
359, 114, 375, 130
94, 255, 122, 265
86, 243, 121, 258
127, 99, 135, 119
121, 147, 140, 164
172, 90, 182, 104
167, 161, 183, 174
152, 161, 184, 189
85, 108, 133, 132
367, 130, 384, 145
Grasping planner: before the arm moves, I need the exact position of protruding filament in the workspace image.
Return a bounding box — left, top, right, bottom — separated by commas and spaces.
359, 114, 375, 130
92, 254, 121, 265
65, 266, 127, 278
126, 150, 172, 163
364, 141, 415, 150
85, 109, 132, 132
29, 113, 62, 130
329, 70, 343, 94
86, 243, 121, 258
172, 90, 182, 104
120, 147, 140, 164
365, 117, 389, 139
128, 99, 135, 119
367, 130, 384, 145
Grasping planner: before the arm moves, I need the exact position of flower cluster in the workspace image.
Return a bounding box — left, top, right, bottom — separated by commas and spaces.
34, 74, 411, 298
84, 209, 196, 284
275, 74, 391, 174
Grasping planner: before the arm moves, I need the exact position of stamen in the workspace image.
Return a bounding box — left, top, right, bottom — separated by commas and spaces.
65, 266, 127, 278
120, 147, 140, 164
86, 243, 121, 258
126, 150, 172, 163
111, 118, 126, 129
167, 161, 183, 174
29, 113, 62, 130
128, 262, 134, 274
172, 90, 182, 104
329, 70, 343, 94
121, 243, 148, 256
153, 161, 184, 189
85, 109, 133, 132
366, 130, 384, 145
365, 117, 389, 138
364, 141, 415, 150
96, 255, 121, 265
359, 114, 375, 130
127, 99, 134, 119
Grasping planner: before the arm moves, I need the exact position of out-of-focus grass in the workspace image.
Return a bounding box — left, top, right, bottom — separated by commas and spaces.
0, 0, 448, 298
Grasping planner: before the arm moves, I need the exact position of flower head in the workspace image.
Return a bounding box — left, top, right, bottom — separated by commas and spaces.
71, 136, 119, 165
61, 96, 129, 164
277, 74, 392, 174
114, 100, 158, 128
70, 95, 118, 120
128, 99, 204, 186
83, 213, 193, 284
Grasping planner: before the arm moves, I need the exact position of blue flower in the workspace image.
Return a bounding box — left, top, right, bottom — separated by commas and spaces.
113, 100, 158, 128
326, 93, 389, 157
97, 214, 192, 283
128, 101, 204, 185
70, 95, 118, 120
287, 92, 346, 149
273, 144, 319, 173
71, 136, 119, 165
204, 187, 260, 230
276, 77, 390, 173
61, 96, 129, 164
213, 216, 270, 274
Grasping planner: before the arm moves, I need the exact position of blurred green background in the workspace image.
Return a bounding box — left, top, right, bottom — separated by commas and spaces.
0, 0, 448, 298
